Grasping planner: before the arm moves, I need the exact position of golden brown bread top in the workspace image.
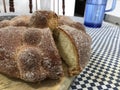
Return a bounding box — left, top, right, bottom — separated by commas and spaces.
29, 10, 58, 30
0, 26, 63, 82
0, 10, 85, 33
0, 20, 10, 28
0, 15, 31, 28
10, 15, 31, 27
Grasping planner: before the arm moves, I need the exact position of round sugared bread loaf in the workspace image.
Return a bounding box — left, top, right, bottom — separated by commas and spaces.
0, 10, 91, 80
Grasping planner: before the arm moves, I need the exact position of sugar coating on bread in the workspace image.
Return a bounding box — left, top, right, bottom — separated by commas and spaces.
10, 15, 31, 27
58, 16, 85, 32
17, 47, 48, 81
0, 20, 10, 28
23, 29, 42, 45
30, 10, 58, 30
0, 15, 31, 28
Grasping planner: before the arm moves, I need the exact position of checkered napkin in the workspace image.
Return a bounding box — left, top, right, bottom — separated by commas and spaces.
70, 23, 120, 90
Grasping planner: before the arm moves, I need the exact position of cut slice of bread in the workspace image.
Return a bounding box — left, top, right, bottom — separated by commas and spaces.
53, 25, 91, 76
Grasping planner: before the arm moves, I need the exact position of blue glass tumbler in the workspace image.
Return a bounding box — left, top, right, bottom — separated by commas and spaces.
84, 0, 116, 28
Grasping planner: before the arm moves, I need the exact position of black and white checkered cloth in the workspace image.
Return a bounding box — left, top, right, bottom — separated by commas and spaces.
70, 23, 120, 90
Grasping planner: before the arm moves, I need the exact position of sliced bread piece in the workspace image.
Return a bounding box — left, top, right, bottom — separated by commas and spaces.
53, 25, 91, 76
